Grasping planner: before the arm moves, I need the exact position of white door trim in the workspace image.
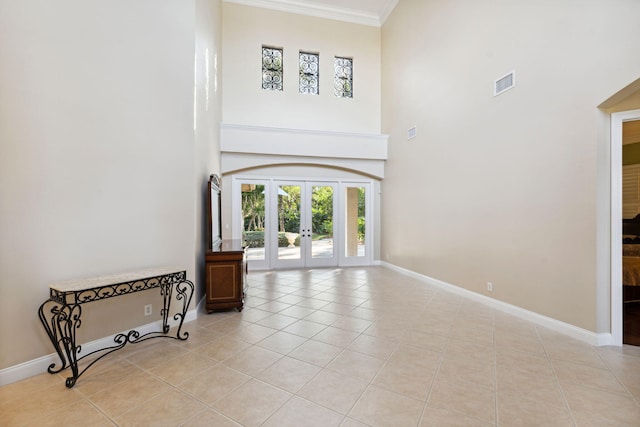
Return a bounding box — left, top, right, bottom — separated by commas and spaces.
337, 181, 373, 267
232, 175, 375, 270
611, 109, 640, 346
232, 178, 271, 270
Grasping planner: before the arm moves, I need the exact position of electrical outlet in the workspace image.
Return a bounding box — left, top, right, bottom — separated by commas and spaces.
487, 282, 493, 292
144, 304, 152, 316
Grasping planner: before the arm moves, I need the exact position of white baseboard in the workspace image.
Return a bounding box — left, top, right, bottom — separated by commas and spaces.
3, 267, 610, 387
0, 308, 199, 387
596, 332, 614, 346
380, 261, 604, 346
195, 293, 205, 314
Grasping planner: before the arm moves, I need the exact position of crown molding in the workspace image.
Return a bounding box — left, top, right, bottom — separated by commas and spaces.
378, 0, 398, 24
224, 0, 384, 27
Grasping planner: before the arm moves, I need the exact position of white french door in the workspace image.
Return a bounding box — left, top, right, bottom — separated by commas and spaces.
237, 179, 270, 270
235, 176, 372, 270
338, 182, 371, 267
273, 181, 338, 269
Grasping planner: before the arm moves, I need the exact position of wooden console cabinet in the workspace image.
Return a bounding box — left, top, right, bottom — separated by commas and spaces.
205, 239, 246, 313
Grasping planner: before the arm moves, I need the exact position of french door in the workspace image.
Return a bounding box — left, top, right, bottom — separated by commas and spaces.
339, 183, 370, 267
236, 177, 371, 269
274, 181, 337, 269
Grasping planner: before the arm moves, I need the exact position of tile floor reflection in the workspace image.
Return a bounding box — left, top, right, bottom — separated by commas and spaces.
2, 267, 640, 426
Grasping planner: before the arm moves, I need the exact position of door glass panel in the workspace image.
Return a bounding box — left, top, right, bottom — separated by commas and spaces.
311, 185, 334, 259
345, 186, 365, 257
278, 185, 301, 260
241, 183, 265, 261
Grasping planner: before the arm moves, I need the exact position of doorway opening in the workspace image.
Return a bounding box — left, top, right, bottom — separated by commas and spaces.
273, 181, 338, 269
612, 109, 640, 346
619, 118, 640, 345
234, 176, 373, 270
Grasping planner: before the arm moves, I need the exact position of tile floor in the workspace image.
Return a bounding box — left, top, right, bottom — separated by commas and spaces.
2, 267, 640, 426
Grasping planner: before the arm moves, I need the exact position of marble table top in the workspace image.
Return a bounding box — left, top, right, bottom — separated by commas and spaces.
49, 267, 185, 293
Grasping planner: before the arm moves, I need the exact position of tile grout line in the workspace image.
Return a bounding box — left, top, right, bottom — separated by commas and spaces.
534, 325, 579, 427
596, 349, 640, 409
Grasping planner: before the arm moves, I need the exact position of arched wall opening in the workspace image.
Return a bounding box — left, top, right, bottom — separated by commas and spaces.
219, 123, 388, 270
220, 163, 382, 269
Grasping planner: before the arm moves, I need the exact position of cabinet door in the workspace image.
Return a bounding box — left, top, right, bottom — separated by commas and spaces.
206, 262, 239, 302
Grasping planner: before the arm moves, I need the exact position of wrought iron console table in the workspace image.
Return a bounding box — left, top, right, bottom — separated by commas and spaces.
38, 267, 194, 388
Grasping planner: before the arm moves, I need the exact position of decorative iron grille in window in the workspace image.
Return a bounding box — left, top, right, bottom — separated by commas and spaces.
334, 56, 353, 98
262, 46, 283, 91
299, 51, 319, 95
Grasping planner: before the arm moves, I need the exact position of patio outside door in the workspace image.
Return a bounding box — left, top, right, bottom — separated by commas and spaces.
237, 177, 371, 270
274, 181, 337, 269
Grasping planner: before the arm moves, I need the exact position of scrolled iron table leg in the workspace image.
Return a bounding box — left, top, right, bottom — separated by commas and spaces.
38, 299, 68, 374
38, 300, 83, 387
160, 282, 172, 334
173, 279, 194, 340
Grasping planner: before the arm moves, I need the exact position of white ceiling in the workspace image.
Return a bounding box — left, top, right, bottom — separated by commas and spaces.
295, 0, 397, 17
225, 0, 399, 26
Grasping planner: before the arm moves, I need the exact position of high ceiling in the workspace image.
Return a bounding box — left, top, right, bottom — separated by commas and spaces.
294, 0, 397, 16
225, 0, 399, 26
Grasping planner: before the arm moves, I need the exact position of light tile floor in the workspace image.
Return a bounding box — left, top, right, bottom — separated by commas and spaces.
2, 267, 640, 426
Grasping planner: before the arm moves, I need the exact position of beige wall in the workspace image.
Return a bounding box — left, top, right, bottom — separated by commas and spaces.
381, 0, 640, 332
5, 0, 639, 374
222, 3, 381, 133
195, 0, 224, 297
0, 0, 222, 370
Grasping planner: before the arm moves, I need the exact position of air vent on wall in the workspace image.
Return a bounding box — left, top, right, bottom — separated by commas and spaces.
407, 126, 417, 140
494, 71, 515, 96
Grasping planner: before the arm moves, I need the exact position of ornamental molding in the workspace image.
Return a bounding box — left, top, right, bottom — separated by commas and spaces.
224, 0, 398, 27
